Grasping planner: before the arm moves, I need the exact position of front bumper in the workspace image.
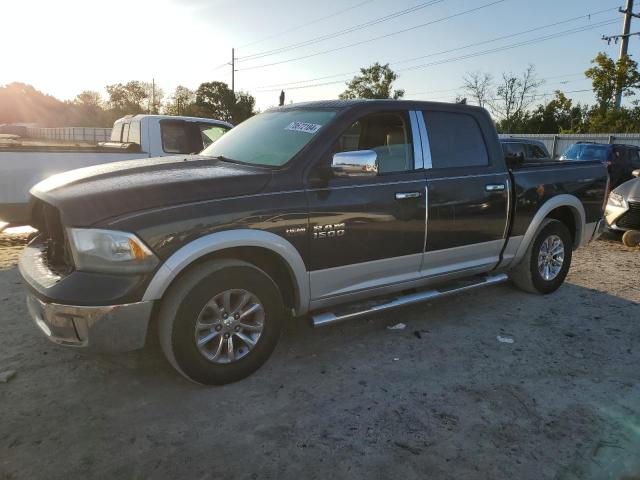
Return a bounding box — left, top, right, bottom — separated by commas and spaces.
26, 293, 153, 352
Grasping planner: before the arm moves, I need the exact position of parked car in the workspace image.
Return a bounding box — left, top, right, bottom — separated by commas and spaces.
500, 138, 552, 166
605, 169, 640, 246
560, 142, 640, 188
0, 114, 232, 227
18, 100, 608, 385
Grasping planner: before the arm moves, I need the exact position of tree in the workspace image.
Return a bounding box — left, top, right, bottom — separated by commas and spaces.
339, 62, 404, 100
74, 90, 103, 108
462, 71, 493, 108
195, 81, 256, 124
489, 65, 543, 133
520, 91, 587, 134
0, 82, 68, 125
105, 81, 162, 115
585, 52, 640, 112
164, 86, 196, 116
69, 90, 108, 126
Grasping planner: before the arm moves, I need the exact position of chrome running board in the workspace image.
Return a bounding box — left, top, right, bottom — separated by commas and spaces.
311, 273, 509, 327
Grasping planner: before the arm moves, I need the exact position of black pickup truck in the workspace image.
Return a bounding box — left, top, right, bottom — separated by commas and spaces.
18, 100, 608, 385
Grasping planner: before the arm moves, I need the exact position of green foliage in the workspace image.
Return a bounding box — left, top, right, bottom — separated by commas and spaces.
105, 81, 163, 116
195, 81, 256, 124
164, 86, 197, 116
585, 52, 640, 112
339, 62, 404, 100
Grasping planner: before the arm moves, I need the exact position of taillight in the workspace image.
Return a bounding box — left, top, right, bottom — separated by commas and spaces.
607, 160, 612, 168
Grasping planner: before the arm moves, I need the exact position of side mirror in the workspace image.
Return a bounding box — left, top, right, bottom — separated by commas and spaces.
505, 152, 525, 169
633, 169, 640, 178
332, 150, 378, 176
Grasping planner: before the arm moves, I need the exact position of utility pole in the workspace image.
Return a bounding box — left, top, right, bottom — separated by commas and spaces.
231, 48, 235, 95
151, 78, 156, 114
602, 0, 640, 108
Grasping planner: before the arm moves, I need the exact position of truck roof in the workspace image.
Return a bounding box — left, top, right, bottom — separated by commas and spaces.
272, 99, 488, 114
115, 114, 232, 127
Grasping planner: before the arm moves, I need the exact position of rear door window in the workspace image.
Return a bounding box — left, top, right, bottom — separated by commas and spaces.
128, 121, 141, 145
502, 142, 525, 159
525, 143, 550, 161
110, 123, 124, 142
161, 121, 194, 154
121, 123, 130, 143
631, 149, 640, 169
422, 111, 488, 169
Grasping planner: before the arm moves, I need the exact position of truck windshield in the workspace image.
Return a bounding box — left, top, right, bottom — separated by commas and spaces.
200, 110, 336, 166
560, 144, 609, 162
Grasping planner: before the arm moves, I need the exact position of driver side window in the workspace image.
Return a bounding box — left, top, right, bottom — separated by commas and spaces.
333, 112, 414, 173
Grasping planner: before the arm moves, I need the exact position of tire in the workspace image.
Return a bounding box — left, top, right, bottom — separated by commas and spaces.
509, 219, 573, 295
158, 259, 285, 385
622, 230, 640, 248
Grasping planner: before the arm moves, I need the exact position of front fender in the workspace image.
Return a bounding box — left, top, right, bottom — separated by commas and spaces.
142, 229, 310, 315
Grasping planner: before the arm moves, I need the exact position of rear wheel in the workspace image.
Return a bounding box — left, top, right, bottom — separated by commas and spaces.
510, 219, 573, 294
158, 259, 285, 385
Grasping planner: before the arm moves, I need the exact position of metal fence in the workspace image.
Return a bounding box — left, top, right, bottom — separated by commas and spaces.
498, 133, 640, 158
26, 127, 112, 143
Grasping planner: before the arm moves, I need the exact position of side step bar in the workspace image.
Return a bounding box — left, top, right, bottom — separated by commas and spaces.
311, 273, 509, 327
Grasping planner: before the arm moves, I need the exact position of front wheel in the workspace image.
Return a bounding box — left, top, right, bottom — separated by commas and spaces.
509, 219, 573, 294
158, 259, 285, 385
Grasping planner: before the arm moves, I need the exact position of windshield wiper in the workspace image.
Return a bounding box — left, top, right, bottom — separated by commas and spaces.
209, 154, 241, 164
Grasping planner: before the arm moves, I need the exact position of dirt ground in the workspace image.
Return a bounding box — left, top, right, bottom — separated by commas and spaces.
0, 233, 639, 480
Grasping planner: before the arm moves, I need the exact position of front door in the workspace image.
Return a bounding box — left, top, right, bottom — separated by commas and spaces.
419, 109, 509, 276
306, 110, 427, 303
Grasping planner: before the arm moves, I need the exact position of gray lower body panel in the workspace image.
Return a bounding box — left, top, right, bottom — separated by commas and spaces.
26, 294, 153, 352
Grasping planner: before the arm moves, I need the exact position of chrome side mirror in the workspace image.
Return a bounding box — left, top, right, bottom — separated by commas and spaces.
331, 150, 378, 176
633, 169, 640, 178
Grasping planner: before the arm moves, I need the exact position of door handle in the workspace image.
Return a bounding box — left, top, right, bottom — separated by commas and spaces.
395, 191, 422, 200
485, 184, 506, 192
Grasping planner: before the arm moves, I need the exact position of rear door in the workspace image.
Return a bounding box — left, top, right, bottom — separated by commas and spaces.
420, 109, 509, 276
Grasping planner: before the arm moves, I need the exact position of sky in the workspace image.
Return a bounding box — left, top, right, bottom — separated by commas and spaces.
0, 0, 634, 112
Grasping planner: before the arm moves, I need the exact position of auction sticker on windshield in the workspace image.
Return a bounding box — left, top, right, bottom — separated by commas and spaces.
285, 121, 323, 134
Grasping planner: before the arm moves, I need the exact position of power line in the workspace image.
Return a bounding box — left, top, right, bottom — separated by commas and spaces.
391, 7, 619, 67
252, 18, 617, 93
403, 78, 589, 98
407, 88, 593, 103
236, 0, 444, 62
237, 0, 507, 71
248, 7, 616, 90
396, 18, 618, 74
236, 0, 376, 49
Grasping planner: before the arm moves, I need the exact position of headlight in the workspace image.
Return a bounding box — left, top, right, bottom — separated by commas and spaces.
607, 192, 627, 209
67, 228, 158, 274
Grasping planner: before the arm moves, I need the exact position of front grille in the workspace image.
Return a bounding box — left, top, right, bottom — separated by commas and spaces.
616, 201, 640, 230
31, 200, 73, 274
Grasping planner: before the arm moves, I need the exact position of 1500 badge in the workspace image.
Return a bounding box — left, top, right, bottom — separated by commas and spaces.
312, 223, 346, 239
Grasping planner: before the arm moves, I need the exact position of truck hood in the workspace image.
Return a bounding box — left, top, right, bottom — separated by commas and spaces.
30, 155, 273, 226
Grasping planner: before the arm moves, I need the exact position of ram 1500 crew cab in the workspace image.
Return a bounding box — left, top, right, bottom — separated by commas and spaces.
18, 100, 608, 384
0, 114, 232, 226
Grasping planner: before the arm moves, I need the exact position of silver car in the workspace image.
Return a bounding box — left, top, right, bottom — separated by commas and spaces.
606, 169, 640, 246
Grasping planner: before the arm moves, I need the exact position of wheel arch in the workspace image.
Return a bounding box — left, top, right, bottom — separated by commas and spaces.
142, 230, 310, 315
512, 194, 586, 266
